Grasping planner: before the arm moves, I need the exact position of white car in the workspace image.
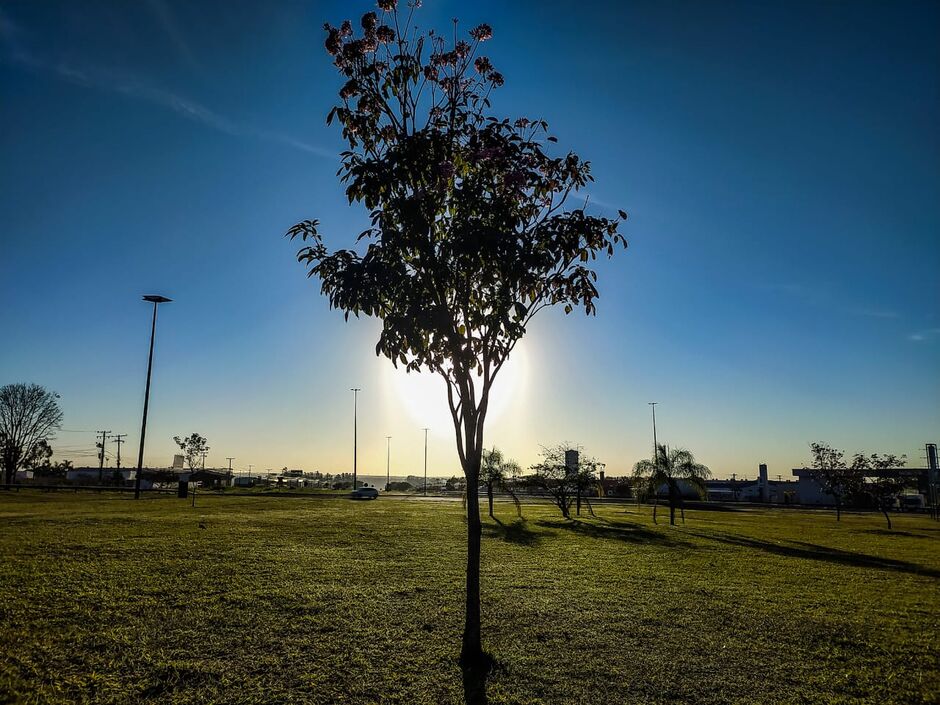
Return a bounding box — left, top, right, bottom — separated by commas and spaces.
351, 487, 379, 500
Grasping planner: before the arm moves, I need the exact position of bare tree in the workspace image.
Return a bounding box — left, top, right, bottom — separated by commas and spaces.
807, 442, 862, 521
173, 433, 209, 472
530, 445, 602, 519
481, 447, 522, 519
0, 383, 63, 487
852, 452, 908, 529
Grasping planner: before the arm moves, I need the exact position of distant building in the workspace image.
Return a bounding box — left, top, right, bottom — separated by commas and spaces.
66, 467, 136, 483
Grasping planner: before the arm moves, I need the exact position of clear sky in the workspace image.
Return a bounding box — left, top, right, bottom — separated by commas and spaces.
1, 0, 938, 479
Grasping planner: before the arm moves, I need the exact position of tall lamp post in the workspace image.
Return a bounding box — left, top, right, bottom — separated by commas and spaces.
134, 294, 172, 500
351, 388, 360, 490
648, 402, 659, 462
385, 436, 392, 491
422, 427, 429, 496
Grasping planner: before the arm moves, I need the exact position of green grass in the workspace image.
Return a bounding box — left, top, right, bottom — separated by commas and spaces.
0, 494, 937, 704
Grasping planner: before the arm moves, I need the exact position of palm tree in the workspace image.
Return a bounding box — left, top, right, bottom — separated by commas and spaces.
481, 448, 522, 520
633, 444, 711, 526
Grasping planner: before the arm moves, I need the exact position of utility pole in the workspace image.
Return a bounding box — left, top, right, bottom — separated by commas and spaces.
422, 427, 429, 496
351, 388, 360, 490
386, 436, 392, 491
200, 450, 207, 470
227, 457, 235, 473
248, 464, 253, 478
96, 430, 111, 482
112, 434, 127, 470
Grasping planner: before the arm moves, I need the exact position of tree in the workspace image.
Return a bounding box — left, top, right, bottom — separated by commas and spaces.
530, 445, 602, 519
287, 3, 626, 678
173, 433, 209, 472
0, 383, 63, 487
807, 442, 862, 521
480, 447, 522, 519
852, 452, 908, 529
633, 445, 711, 526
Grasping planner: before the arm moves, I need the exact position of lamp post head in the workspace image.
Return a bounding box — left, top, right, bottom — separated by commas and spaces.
143, 295, 172, 304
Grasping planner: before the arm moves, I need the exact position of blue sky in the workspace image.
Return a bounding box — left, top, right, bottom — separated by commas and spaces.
1, 0, 938, 478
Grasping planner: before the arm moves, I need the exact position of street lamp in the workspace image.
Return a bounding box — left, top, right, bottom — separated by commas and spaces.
422, 427, 429, 496
648, 402, 659, 463
351, 388, 360, 489
134, 295, 172, 500
385, 436, 392, 491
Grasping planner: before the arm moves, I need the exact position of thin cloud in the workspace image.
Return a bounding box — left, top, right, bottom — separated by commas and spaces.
851, 308, 900, 320
908, 328, 940, 342
765, 282, 901, 322
0, 9, 332, 160
145, 0, 202, 75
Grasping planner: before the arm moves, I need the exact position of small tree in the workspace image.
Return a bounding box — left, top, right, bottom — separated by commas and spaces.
530, 445, 601, 519
173, 433, 209, 472
807, 442, 862, 521
852, 452, 908, 529
633, 445, 711, 526
0, 383, 63, 487
481, 447, 522, 519
287, 2, 626, 676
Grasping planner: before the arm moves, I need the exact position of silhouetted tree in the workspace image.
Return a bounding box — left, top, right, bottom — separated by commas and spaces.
481, 447, 522, 519
173, 433, 209, 472
0, 383, 63, 487
852, 452, 908, 529
807, 442, 862, 521
633, 445, 710, 526
287, 2, 626, 678
530, 445, 602, 519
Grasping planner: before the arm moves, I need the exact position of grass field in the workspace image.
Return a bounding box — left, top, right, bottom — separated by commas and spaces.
0, 493, 937, 705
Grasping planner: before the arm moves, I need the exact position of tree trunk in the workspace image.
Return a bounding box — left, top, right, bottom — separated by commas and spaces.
883, 508, 891, 530
487, 482, 494, 519
835, 498, 841, 522
668, 485, 676, 526
652, 498, 657, 524
461, 456, 484, 668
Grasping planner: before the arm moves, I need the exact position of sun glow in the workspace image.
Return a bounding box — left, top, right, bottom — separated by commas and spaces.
382, 345, 530, 432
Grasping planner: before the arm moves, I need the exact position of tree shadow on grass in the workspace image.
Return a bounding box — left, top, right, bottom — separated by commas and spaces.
860, 528, 934, 539
536, 517, 688, 547
461, 651, 510, 705
482, 518, 541, 547
689, 530, 940, 578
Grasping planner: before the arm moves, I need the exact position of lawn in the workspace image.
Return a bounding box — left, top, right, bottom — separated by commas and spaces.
0, 493, 937, 705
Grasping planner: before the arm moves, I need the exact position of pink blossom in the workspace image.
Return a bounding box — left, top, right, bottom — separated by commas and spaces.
469, 24, 492, 41
473, 56, 492, 75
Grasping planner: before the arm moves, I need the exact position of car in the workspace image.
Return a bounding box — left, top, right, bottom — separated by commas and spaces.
351, 487, 379, 500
